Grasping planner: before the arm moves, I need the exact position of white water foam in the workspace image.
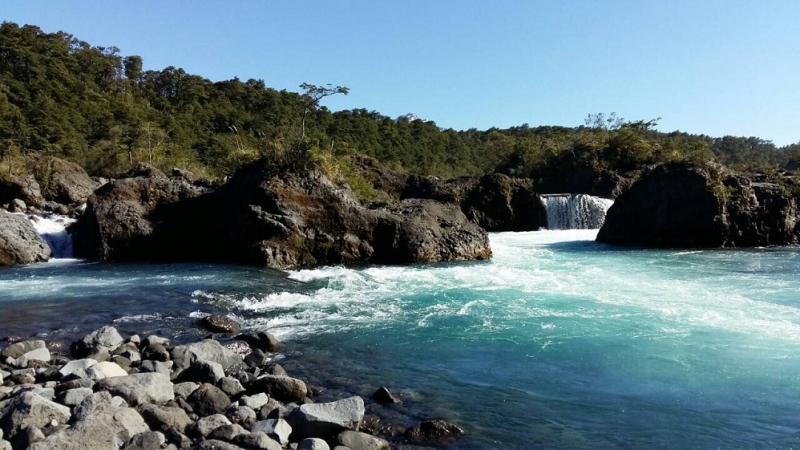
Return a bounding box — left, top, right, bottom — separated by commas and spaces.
22, 213, 76, 258
540, 194, 613, 229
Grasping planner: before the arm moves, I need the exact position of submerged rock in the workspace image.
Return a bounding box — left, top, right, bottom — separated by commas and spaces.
404, 419, 465, 446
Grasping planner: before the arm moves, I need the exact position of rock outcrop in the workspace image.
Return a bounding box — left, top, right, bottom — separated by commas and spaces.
73, 159, 492, 268
401, 173, 546, 231
597, 161, 800, 247
0, 212, 52, 266
33, 157, 99, 205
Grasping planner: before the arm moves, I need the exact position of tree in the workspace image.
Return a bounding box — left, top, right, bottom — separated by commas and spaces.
298, 83, 349, 139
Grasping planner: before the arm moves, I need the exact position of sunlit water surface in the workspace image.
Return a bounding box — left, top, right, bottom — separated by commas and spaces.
2, 230, 800, 449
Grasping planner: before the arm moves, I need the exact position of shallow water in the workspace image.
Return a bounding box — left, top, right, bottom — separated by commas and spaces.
2, 230, 800, 448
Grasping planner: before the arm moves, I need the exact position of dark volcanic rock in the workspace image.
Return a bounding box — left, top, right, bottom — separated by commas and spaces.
73, 159, 491, 268
187, 383, 231, 417
0, 212, 52, 266
597, 161, 800, 247
201, 315, 241, 334
236, 331, 279, 353
461, 174, 546, 231
72, 172, 209, 260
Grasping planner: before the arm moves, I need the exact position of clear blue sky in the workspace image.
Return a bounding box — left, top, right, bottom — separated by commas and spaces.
5, 1, 799, 145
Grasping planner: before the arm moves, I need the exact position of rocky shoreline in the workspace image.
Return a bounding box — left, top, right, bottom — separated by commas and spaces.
0, 319, 465, 450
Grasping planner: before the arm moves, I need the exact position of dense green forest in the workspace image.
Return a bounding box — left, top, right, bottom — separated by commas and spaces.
1, 22, 798, 183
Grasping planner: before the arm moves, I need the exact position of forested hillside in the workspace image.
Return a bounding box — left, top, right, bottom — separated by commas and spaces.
1, 22, 798, 182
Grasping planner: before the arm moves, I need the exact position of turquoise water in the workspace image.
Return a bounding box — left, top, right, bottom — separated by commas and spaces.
2, 230, 800, 448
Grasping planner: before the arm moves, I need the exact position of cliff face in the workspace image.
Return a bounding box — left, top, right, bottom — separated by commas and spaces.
73, 159, 491, 268
597, 162, 800, 248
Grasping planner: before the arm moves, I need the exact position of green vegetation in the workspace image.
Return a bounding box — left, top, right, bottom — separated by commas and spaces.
1, 22, 798, 184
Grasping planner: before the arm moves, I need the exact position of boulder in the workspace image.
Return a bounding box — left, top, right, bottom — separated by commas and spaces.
171, 339, 243, 372
58, 358, 98, 378
192, 414, 231, 438
239, 394, 269, 411
87, 361, 128, 380
187, 383, 231, 416
12, 425, 45, 448
176, 359, 225, 384
33, 157, 98, 205
251, 418, 292, 445
0, 392, 71, 438
70, 326, 124, 359
71, 173, 209, 260
218, 377, 245, 397
201, 315, 241, 334
56, 387, 94, 407
225, 405, 256, 428
1, 340, 45, 359
123, 431, 166, 450
173, 382, 200, 399
404, 419, 464, 445
11, 347, 50, 368
232, 431, 282, 450
137, 403, 192, 433
29, 405, 148, 450
208, 423, 248, 442
139, 360, 171, 377
95, 372, 174, 406
337, 430, 389, 450
287, 396, 365, 441
0, 174, 44, 208
248, 375, 307, 404
236, 332, 278, 353
0, 212, 51, 266
72, 159, 491, 268
298, 438, 330, 450
597, 161, 800, 247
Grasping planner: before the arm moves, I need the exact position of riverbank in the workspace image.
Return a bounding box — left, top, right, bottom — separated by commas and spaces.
0, 320, 464, 450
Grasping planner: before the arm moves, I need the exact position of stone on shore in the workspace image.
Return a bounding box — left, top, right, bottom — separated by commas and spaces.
58, 358, 97, 378
0, 392, 71, 438
138, 403, 193, 433
287, 396, 365, 441
248, 375, 308, 404
187, 383, 231, 417
95, 372, 174, 406
11, 347, 51, 368
236, 331, 278, 353
1, 340, 46, 359
70, 325, 124, 358
252, 418, 292, 445
192, 414, 231, 438
232, 431, 282, 450
171, 339, 243, 372
123, 431, 166, 450
87, 361, 128, 380
177, 359, 226, 384
298, 437, 330, 450
338, 430, 390, 450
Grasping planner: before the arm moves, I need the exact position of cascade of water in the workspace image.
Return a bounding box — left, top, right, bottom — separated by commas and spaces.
540, 194, 614, 229
26, 214, 76, 258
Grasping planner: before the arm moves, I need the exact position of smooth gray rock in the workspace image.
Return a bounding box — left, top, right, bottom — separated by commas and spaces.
139, 359, 171, 377
173, 382, 199, 399
138, 403, 193, 433
70, 325, 124, 358
71, 391, 128, 422
87, 361, 128, 380
1, 341, 45, 359
0, 392, 70, 438
123, 431, 166, 450
171, 340, 242, 372
29, 406, 148, 450
177, 359, 225, 384
10, 386, 55, 401
251, 418, 292, 445
232, 431, 282, 450
239, 393, 269, 411
0, 212, 51, 266
142, 335, 170, 348
225, 405, 256, 428
337, 430, 389, 450
298, 438, 330, 450
58, 358, 97, 378
248, 375, 307, 403
57, 387, 94, 407
192, 414, 231, 438
208, 423, 248, 442
11, 347, 51, 368
218, 377, 245, 397
95, 372, 174, 406
287, 396, 364, 441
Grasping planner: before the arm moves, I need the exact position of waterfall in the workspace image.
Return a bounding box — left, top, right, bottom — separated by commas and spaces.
25, 214, 76, 258
540, 194, 614, 230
